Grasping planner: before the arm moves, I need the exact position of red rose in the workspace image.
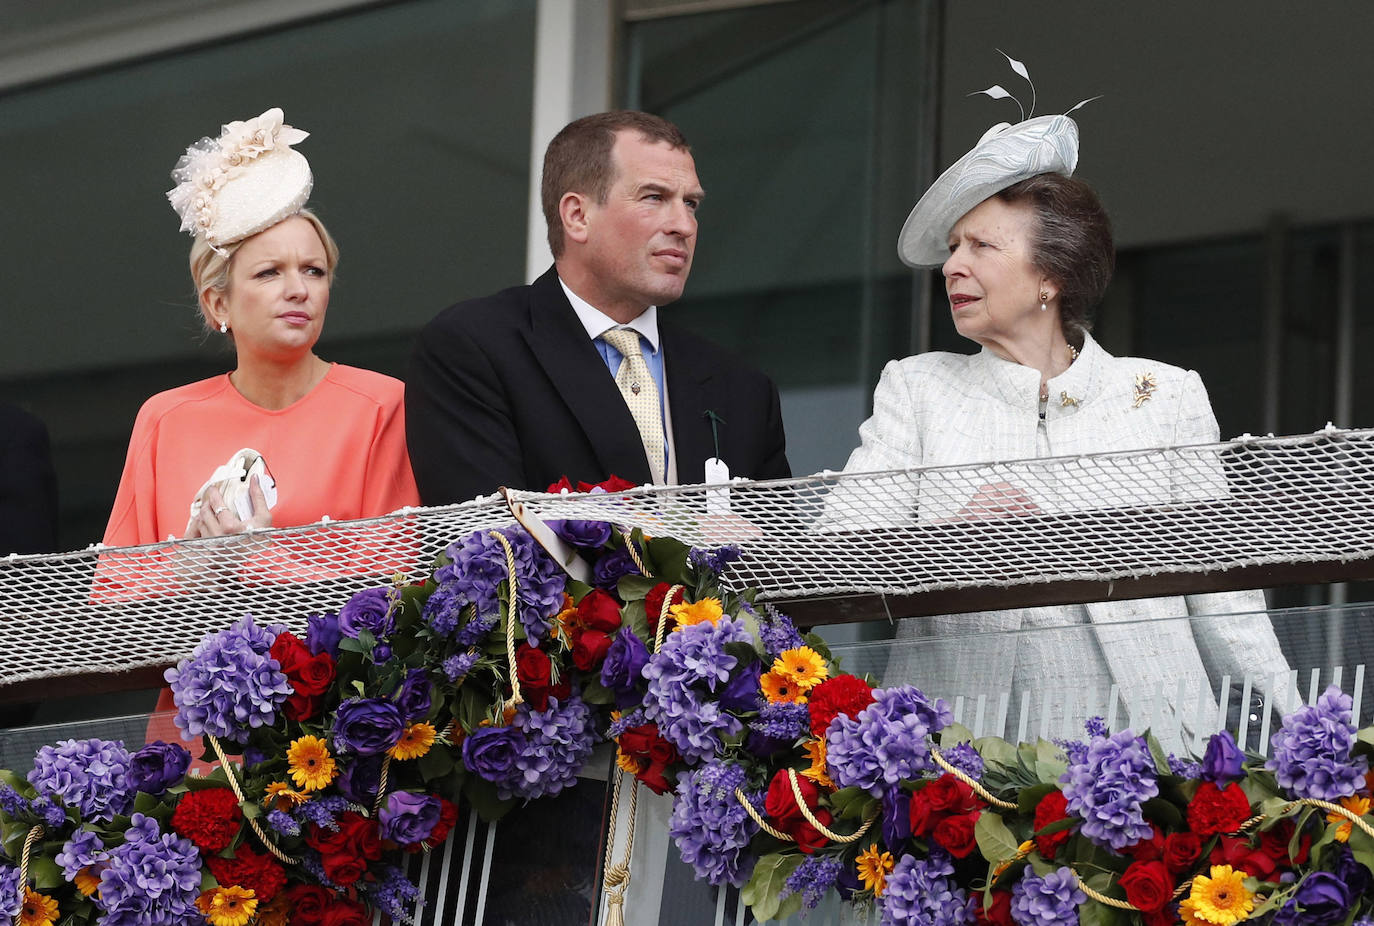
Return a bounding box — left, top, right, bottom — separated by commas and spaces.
572, 629, 613, 671
584, 475, 637, 493
269, 631, 310, 673
908, 787, 936, 837
644, 583, 685, 632
293, 652, 337, 696
170, 788, 242, 853
546, 476, 576, 493
1162, 832, 1202, 876
765, 768, 823, 833
793, 809, 833, 854
1187, 781, 1252, 837
638, 762, 675, 796
575, 589, 623, 633
514, 644, 555, 710
924, 775, 980, 814
308, 812, 381, 885
1033, 789, 1073, 858
975, 890, 1015, 926
1141, 910, 1176, 926
1257, 817, 1310, 866
932, 811, 980, 858
270, 631, 336, 722
285, 885, 333, 926
1119, 860, 1173, 913
618, 724, 681, 795
1123, 824, 1165, 862
205, 844, 287, 903
1210, 834, 1278, 879
807, 674, 876, 737
320, 851, 367, 886
320, 898, 371, 926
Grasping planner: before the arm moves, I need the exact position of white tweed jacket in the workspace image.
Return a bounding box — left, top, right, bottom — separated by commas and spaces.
839, 333, 1295, 745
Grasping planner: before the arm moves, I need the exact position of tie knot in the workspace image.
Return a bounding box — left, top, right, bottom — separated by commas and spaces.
601, 328, 643, 359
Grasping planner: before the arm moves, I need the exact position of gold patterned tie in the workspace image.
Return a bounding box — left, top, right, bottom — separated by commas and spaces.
600, 328, 666, 483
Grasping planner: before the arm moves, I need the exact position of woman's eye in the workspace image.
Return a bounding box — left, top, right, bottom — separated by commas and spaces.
255, 268, 278, 279
305, 266, 326, 277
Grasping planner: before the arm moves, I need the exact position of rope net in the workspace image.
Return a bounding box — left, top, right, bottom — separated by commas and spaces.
2, 426, 1370, 689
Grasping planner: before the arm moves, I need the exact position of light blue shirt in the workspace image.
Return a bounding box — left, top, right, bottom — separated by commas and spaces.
560, 278, 669, 431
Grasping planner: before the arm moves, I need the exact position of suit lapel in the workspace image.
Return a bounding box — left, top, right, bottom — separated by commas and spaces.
662, 324, 717, 485
523, 269, 653, 484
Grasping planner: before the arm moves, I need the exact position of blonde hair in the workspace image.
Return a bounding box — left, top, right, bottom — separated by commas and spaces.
190, 209, 340, 331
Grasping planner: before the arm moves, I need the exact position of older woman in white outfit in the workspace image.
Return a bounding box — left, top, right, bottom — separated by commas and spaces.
840, 99, 1294, 745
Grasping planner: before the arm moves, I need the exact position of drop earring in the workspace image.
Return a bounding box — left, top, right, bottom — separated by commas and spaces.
1039, 291, 1049, 312
219, 321, 228, 334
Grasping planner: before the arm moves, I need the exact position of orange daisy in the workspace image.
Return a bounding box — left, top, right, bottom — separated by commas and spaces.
389, 722, 438, 760
760, 670, 808, 704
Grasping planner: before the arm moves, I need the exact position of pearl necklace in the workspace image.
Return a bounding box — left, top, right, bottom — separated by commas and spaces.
1039, 343, 1080, 401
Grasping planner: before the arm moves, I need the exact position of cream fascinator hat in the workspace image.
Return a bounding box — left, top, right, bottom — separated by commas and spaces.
166, 108, 312, 251
898, 54, 1092, 269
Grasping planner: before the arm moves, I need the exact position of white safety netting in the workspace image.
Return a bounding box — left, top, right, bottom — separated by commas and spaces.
1, 426, 1371, 689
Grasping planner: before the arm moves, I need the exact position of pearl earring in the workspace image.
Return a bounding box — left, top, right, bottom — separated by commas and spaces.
1039, 291, 1049, 312
219, 321, 228, 334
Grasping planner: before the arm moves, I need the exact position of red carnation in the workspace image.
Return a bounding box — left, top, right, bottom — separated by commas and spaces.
644, 583, 685, 632
1032, 789, 1074, 858
205, 844, 287, 903
170, 788, 242, 853
584, 475, 637, 493
806, 674, 876, 737
1119, 860, 1173, 913
575, 589, 623, 633
1187, 781, 1252, 837
932, 811, 980, 858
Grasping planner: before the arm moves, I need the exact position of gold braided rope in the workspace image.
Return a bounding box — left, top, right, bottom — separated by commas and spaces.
206, 733, 298, 865
618, 529, 649, 577
654, 584, 683, 653
16, 823, 43, 893
487, 530, 524, 712
372, 755, 393, 817
734, 775, 879, 845
929, 747, 1018, 810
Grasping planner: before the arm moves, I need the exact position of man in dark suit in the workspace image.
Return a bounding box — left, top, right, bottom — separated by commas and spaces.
406, 111, 789, 503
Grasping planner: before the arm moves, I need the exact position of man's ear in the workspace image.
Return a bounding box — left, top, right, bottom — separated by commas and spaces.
560, 191, 592, 246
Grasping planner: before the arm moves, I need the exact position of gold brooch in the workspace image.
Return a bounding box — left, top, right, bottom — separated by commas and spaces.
1132, 372, 1157, 408
1059, 391, 1079, 408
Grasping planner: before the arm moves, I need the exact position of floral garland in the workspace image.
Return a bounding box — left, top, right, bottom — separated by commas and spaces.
0, 474, 1372, 926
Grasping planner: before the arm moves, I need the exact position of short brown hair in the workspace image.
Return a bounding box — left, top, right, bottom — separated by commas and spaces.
995, 174, 1114, 339
540, 111, 690, 257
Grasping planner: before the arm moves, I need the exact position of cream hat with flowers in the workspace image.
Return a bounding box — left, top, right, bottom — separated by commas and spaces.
166, 108, 313, 250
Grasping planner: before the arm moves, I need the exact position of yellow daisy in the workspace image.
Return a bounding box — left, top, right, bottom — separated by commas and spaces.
389, 722, 438, 760
264, 780, 310, 811
73, 866, 101, 897
1329, 794, 1371, 842
759, 670, 808, 704
19, 888, 58, 926
195, 887, 258, 926
1178, 865, 1254, 925
286, 735, 337, 791
772, 647, 828, 691
800, 738, 833, 789
668, 598, 723, 629
855, 844, 894, 897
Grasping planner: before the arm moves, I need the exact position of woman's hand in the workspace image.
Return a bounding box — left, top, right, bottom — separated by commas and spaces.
956, 482, 1041, 520
185, 476, 274, 539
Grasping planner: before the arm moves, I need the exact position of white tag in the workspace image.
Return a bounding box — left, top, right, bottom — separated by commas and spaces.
704, 457, 730, 515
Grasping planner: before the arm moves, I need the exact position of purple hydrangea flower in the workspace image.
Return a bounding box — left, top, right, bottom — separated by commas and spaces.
1267, 685, 1369, 801
339, 586, 397, 639
781, 856, 842, 910
1011, 866, 1086, 926
643, 615, 753, 761
592, 547, 640, 588
422, 582, 464, 637
164, 615, 292, 742
941, 742, 985, 781
305, 611, 342, 657
1273, 871, 1352, 926
95, 814, 202, 926
30, 797, 66, 829
881, 850, 975, 926
1060, 730, 1158, 851
379, 791, 441, 844
825, 686, 953, 797
442, 651, 480, 683
688, 544, 741, 576
56, 828, 106, 879
29, 737, 133, 823
128, 741, 191, 795
1200, 730, 1245, 784
437, 528, 566, 643
601, 629, 651, 708
362, 863, 424, 921
751, 702, 809, 741
456, 614, 499, 647
334, 698, 405, 755
551, 519, 613, 549
0, 866, 20, 920
462, 697, 596, 801
668, 761, 758, 886
882, 785, 912, 849
756, 603, 804, 657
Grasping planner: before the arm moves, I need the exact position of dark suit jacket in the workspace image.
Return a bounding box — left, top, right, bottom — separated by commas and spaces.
406, 267, 790, 504
0, 404, 58, 554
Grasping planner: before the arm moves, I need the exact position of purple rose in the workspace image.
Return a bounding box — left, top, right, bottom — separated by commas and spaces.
333, 698, 405, 755
1275, 872, 1351, 926
128, 742, 191, 795
337, 754, 384, 804
462, 726, 521, 784
393, 669, 432, 722
593, 548, 640, 588
1200, 730, 1245, 784
718, 661, 763, 713
601, 630, 650, 707
378, 791, 441, 845
745, 730, 792, 756
305, 612, 342, 657
882, 786, 912, 849
551, 520, 613, 549
338, 587, 396, 640
1333, 846, 1372, 898
373, 643, 393, 663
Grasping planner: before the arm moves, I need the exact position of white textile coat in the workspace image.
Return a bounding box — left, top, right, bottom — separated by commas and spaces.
838, 332, 1295, 747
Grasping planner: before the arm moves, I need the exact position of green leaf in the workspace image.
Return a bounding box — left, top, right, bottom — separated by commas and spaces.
241, 802, 261, 820
739, 852, 802, 923
29, 855, 61, 891
580, 677, 616, 706
724, 641, 760, 669
1017, 782, 1057, 815
644, 536, 692, 586
1145, 730, 1172, 776
828, 787, 877, 823
463, 775, 516, 822
975, 735, 1018, 770
939, 723, 974, 747
617, 575, 659, 601
337, 636, 366, 654
623, 602, 650, 646
1141, 796, 1183, 831
418, 745, 456, 780
974, 812, 1021, 866
567, 579, 593, 604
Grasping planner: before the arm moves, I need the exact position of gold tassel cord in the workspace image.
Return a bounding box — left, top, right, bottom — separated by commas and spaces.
487, 530, 524, 712
929, 747, 1018, 810
734, 779, 878, 845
